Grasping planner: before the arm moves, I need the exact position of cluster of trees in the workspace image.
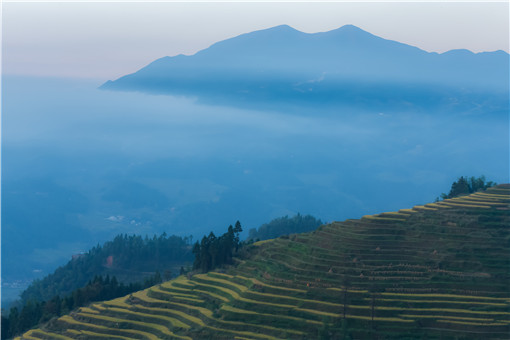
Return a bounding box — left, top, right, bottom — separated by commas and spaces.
248, 213, 323, 241
192, 221, 243, 273
20, 233, 193, 304
440, 175, 496, 199
1, 273, 162, 339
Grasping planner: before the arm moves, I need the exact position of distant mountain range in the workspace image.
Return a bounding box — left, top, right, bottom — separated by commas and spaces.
100, 24, 509, 113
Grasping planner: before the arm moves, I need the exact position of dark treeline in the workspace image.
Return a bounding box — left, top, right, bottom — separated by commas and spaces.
440, 175, 496, 200
1, 273, 162, 339
248, 213, 323, 241
192, 221, 243, 272
20, 233, 193, 304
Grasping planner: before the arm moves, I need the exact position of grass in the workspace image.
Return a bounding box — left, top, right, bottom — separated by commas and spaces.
372, 298, 507, 307
101, 305, 192, 329
220, 304, 323, 325
346, 315, 415, 323
20, 330, 74, 340
67, 329, 135, 339
246, 290, 343, 308
196, 273, 248, 292
150, 286, 205, 303
391, 308, 510, 316
380, 292, 510, 301
79, 306, 100, 314
77, 311, 180, 338
399, 209, 418, 213
193, 289, 230, 302
237, 275, 306, 293
362, 215, 407, 222
58, 315, 162, 340
399, 314, 495, 322
412, 205, 437, 211
189, 281, 241, 300
436, 319, 507, 326
438, 201, 491, 209
252, 239, 275, 246
130, 303, 205, 327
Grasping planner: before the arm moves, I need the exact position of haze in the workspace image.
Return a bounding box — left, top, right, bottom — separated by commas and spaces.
2, 2, 509, 79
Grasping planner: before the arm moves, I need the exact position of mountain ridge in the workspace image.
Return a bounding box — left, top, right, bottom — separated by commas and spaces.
100, 24, 509, 113
139, 25, 507, 62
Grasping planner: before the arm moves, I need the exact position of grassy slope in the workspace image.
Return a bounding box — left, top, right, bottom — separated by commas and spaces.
17, 185, 510, 339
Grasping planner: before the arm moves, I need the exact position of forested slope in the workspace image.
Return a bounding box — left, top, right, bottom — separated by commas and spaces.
20, 234, 193, 304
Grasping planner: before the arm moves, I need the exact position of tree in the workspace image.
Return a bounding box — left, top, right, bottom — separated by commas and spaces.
448, 176, 470, 198
192, 222, 245, 273
248, 214, 322, 241
192, 241, 201, 271
441, 175, 496, 199
2, 313, 11, 339
5, 307, 19, 338
234, 221, 243, 251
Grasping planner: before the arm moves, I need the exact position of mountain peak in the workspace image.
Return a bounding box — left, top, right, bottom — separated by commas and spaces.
441, 49, 474, 56
325, 24, 374, 38
248, 24, 301, 38
267, 24, 297, 32
338, 24, 364, 31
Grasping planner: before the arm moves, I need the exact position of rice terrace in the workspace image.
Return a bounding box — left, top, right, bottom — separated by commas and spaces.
17, 185, 510, 339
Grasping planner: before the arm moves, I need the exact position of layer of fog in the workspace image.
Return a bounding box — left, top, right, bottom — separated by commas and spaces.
2, 76, 508, 306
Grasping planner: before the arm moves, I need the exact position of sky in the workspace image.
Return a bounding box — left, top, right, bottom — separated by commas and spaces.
1, 1, 509, 80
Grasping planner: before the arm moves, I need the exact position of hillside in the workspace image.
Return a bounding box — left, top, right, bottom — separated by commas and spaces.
100, 25, 509, 113
17, 185, 510, 339
19, 234, 193, 304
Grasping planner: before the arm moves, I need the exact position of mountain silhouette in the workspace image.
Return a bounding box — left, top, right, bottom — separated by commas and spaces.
100, 25, 509, 113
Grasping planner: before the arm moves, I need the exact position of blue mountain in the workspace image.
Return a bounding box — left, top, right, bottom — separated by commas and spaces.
100, 25, 509, 113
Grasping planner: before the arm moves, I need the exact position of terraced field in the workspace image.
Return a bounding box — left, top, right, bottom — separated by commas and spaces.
17, 185, 510, 339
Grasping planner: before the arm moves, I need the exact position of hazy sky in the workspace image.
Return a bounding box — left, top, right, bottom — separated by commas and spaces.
2, 1, 509, 80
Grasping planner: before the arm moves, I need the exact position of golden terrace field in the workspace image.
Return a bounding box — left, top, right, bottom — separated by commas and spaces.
17, 185, 510, 339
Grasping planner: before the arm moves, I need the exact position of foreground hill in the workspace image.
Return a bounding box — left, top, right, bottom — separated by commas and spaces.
100, 25, 509, 113
18, 185, 510, 339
